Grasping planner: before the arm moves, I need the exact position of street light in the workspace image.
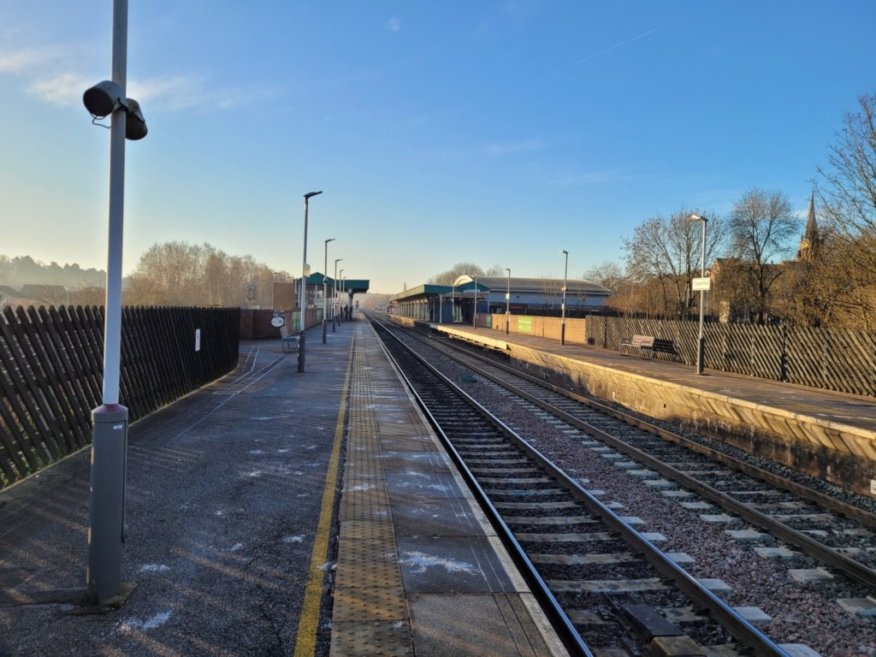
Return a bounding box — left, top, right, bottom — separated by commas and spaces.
690, 214, 708, 375
561, 249, 569, 345
322, 238, 334, 344
472, 275, 478, 328
82, 0, 148, 605
333, 258, 342, 331
505, 268, 511, 335
299, 190, 322, 373
339, 269, 345, 321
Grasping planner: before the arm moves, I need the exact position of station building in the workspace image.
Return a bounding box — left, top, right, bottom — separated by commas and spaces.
389, 274, 612, 324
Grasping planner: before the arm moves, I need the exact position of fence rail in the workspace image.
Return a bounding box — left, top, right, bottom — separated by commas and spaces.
0, 305, 240, 488
586, 316, 876, 397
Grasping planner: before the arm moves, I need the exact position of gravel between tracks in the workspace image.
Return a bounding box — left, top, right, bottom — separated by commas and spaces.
422, 346, 876, 657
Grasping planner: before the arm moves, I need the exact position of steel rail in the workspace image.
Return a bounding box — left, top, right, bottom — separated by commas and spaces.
416, 328, 876, 591
371, 316, 792, 657
433, 324, 876, 530
369, 322, 594, 657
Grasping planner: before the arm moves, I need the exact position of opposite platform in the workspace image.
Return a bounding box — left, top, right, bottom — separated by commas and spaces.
427, 321, 876, 498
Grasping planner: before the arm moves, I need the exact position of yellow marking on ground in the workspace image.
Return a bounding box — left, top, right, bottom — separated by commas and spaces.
292, 340, 354, 657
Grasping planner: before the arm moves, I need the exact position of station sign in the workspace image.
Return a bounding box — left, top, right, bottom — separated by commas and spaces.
692, 277, 711, 291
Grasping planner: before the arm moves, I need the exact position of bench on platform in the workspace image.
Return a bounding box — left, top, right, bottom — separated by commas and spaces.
620, 334, 677, 360
281, 332, 300, 353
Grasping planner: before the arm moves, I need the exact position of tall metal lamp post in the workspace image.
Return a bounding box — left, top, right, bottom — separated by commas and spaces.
82, 0, 148, 605
322, 238, 334, 343
690, 214, 708, 375
299, 191, 322, 372
339, 270, 345, 321
560, 249, 568, 345
472, 276, 478, 328
333, 258, 342, 331
505, 268, 511, 335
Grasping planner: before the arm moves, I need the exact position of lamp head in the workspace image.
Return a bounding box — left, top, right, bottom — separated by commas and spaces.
83, 80, 124, 118
304, 191, 323, 200
83, 81, 147, 140
125, 98, 148, 140
690, 213, 707, 222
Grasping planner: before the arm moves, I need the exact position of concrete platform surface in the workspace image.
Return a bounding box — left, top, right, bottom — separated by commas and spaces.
330, 321, 570, 657
0, 317, 571, 657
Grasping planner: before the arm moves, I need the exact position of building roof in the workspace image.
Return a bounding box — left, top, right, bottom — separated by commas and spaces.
307, 273, 369, 293
453, 275, 612, 296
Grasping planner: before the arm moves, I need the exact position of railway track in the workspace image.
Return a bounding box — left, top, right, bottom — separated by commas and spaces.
369, 316, 795, 657
380, 320, 876, 593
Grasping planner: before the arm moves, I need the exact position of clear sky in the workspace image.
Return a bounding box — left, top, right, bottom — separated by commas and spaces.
1, 1, 874, 294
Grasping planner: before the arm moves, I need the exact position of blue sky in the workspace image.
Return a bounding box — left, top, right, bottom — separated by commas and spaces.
1, 1, 874, 294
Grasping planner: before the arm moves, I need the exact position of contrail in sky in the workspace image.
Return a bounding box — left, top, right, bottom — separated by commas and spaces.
580, 27, 659, 62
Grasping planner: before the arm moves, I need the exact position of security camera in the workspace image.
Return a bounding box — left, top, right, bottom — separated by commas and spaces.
83, 80, 125, 119
125, 99, 148, 140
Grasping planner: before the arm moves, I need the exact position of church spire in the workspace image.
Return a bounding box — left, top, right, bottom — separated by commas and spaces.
797, 191, 820, 261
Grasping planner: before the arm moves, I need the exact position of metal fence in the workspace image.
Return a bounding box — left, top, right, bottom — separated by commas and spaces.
586, 316, 876, 397
0, 305, 240, 488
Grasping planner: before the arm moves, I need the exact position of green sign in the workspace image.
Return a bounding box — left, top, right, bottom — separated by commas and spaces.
518, 317, 532, 333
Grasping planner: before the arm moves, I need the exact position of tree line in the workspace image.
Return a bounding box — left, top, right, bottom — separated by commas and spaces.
124, 242, 290, 307
0, 244, 291, 309
585, 91, 876, 331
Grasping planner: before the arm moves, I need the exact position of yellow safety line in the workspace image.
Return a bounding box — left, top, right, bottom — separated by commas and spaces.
292, 336, 354, 657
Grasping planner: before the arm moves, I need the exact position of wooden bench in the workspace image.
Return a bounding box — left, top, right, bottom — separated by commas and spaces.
620, 335, 677, 360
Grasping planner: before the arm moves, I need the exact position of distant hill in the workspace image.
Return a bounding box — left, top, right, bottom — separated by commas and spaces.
0, 255, 105, 289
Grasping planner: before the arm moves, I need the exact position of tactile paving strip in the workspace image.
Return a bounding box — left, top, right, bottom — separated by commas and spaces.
336, 542, 402, 590
331, 585, 407, 622
330, 621, 413, 657
339, 488, 391, 522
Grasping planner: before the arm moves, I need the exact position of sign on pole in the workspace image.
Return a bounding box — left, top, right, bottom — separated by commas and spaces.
692, 277, 711, 291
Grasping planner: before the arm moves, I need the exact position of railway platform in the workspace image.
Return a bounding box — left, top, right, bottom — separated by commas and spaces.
0, 317, 570, 657
427, 322, 876, 499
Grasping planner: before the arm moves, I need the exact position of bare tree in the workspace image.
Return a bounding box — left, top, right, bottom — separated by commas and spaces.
728, 189, 798, 324
815, 92, 876, 327
428, 263, 485, 285
623, 209, 725, 318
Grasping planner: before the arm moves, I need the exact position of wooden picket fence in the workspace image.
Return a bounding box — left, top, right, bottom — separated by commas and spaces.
586, 316, 876, 397
0, 305, 240, 488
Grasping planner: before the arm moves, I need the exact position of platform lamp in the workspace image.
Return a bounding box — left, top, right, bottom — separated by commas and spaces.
82, 0, 148, 605
561, 249, 568, 345
473, 275, 478, 328
339, 270, 345, 321
299, 191, 322, 372
333, 258, 342, 331
690, 214, 708, 375
505, 268, 511, 335
322, 238, 334, 344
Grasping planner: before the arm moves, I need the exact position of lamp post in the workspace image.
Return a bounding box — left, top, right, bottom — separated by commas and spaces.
690, 214, 708, 375
82, 0, 148, 605
450, 284, 455, 323
472, 276, 478, 328
340, 271, 345, 320
505, 268, 511, 335
561, 249, 568, 345
333, 258, 342, 331
299, 191, 322, 373
322, 238, 334, 344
